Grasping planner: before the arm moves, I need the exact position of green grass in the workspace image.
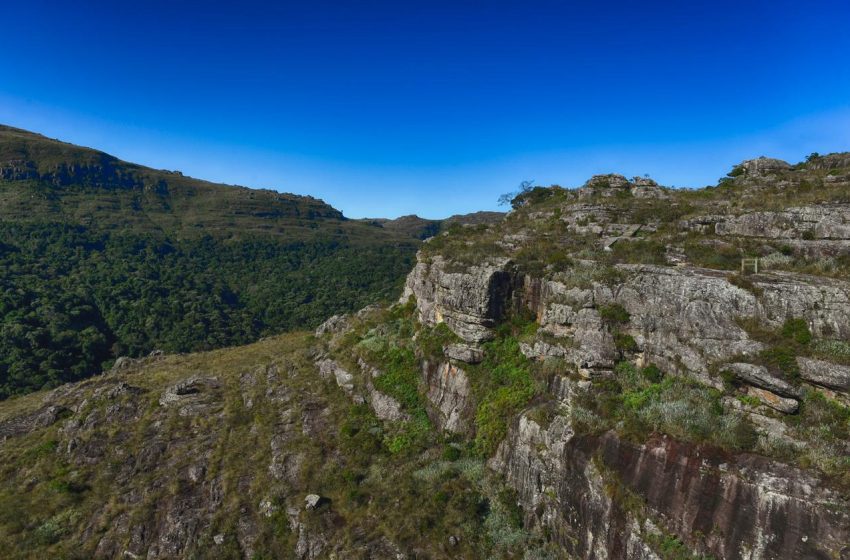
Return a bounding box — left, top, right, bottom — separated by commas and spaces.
736, 317, 818, 382
471, 336, 537, 456
573, 361, 758, 452
811, 339, 850, 365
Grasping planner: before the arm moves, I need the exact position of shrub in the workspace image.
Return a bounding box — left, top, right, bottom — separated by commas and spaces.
641, 364, 663, 383
725, 416, 759, 451
598, 303, 630, 326
364, 345, 435, 454
719, 368, 737, 389
684, 239, 741, 270
614, 333, 638, 354
811, 339, 850, 365
759, 346, 800, 381
416, 322, 460, 360
372, 347, 422, 411
610, 239, 667, 265
781, 318, 812, 346
727, 273, 763, 296
472, 337, 537, 456
442, 445, 461, 461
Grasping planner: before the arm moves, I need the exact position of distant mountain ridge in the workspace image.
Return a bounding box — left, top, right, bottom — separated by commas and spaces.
0, 125, 432, 397
360, 211, 505, 240
0, 124, 346, 232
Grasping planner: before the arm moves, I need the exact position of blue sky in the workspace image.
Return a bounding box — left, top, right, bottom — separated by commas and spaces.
2, 0, 849, 218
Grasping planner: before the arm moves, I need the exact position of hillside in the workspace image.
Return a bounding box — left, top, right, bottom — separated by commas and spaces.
361, 211, 505, 240
0, 151, 848, 559
0, 125, 425, 397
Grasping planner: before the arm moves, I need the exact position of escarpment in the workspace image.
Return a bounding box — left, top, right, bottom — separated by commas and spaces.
492, 410, 850, 560
2, 151, 850, 559
399, 254, 850, 558
394, 154, 850, 558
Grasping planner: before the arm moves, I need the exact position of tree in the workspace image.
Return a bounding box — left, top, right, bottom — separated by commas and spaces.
497, 180, 536, 207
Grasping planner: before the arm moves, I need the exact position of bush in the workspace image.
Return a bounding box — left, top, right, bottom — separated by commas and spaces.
719, 368, 737, 389
598, 304, 630, 326
811, 339, 850, 365
760, 346, 800, 381
727, 273, 763, 296
583, 362, 758, 453
781, 318, 812, 346
416, 322, 460, 360
684, 240, 741, 270
614, 333, 638, 354
472, 337, 537, 456
364, 346, 435, 454
442, 445, 461, 461
610, 239, 667, 265
641, 364, 663, 383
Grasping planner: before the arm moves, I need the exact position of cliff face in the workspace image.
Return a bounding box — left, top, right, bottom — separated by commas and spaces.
399, 155, 850, 559
401, 256, 518, 342
401, 257, 850, 558
491, 395, 850, 560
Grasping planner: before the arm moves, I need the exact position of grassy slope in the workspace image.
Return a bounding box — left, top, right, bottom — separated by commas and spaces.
0, 323, 548, 559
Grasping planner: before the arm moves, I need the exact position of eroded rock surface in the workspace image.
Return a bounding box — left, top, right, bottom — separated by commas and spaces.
401, 256, 516, 342
421, 360, 473, 434
492, 408, 850, 560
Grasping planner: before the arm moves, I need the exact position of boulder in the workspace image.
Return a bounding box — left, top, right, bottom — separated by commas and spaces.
110, 356, 137, 373
304, 494, 322, 510
797, 357, 850, 392
746, 386, 799, 414
738, 156, 792, 176
316, 359, 355, 394
159, 376, 220, 406
368, 389, 409, 422
724, 363, 800, 398
315, 314, 350, 337
443, 343, 484, 364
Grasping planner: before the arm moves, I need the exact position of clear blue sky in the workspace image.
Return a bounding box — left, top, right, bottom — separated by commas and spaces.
2, 0, 849, 218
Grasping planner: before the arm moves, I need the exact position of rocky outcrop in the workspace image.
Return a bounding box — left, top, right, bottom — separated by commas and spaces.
368, 388, 409, 422
745, 386, 800, 413
513, 266, 762, 385
443, 343, 484, 364
492, 408, 850, 560
724, 363, 800, 398
404, 248, 850, 388
798, 357, 850, 392
738, 156, 792, 177
314, 314, 350, 337
0, 404, 68, 440
715, 204, 850, 240
401, 256, 516, 342
158, 376, 221, 416
576, 174, 667, 200
421, 360, 473, 434
316, 359, 356, 396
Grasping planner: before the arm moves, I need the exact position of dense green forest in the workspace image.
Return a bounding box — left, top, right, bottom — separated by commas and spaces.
0, 125, 421, 397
